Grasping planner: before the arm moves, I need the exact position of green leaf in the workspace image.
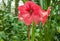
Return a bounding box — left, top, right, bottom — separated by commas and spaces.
39, 0, 44, 9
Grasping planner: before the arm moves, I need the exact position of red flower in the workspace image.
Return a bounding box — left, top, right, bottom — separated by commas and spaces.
40, 6, 51, 26
18, 1, 41, 25
18, 1, 51, 26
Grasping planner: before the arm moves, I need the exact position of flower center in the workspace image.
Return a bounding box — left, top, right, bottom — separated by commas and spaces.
29, 10, 32, 14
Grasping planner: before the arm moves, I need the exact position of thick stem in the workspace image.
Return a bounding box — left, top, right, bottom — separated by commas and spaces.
15, 0, 19, 16
28, 26, 31, 41
31, 22, 35, 41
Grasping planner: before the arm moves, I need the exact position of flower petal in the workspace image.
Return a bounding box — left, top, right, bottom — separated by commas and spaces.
40, 6, 51, 26
32, 13, 40, 25
24, 16, 32, 25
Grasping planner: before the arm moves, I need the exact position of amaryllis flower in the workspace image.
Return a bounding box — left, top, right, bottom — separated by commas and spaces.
18, 1, 41, 25
40, 6, 51, 26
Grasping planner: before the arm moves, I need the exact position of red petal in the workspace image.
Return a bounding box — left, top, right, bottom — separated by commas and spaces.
24, 16, 32, 25
32, 13, 40, 25
18, 5, 28, 14
41, 15, 48, 26
40, 6, 51, 26
18, 13, 24, 21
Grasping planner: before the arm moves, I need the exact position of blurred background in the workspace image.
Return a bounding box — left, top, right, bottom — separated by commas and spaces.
0, 0, 60, 41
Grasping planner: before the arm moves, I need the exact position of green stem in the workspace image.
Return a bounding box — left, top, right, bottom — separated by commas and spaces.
28, 26, 31, 41
15, 0, 19, 16
31, 22, 35, 41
